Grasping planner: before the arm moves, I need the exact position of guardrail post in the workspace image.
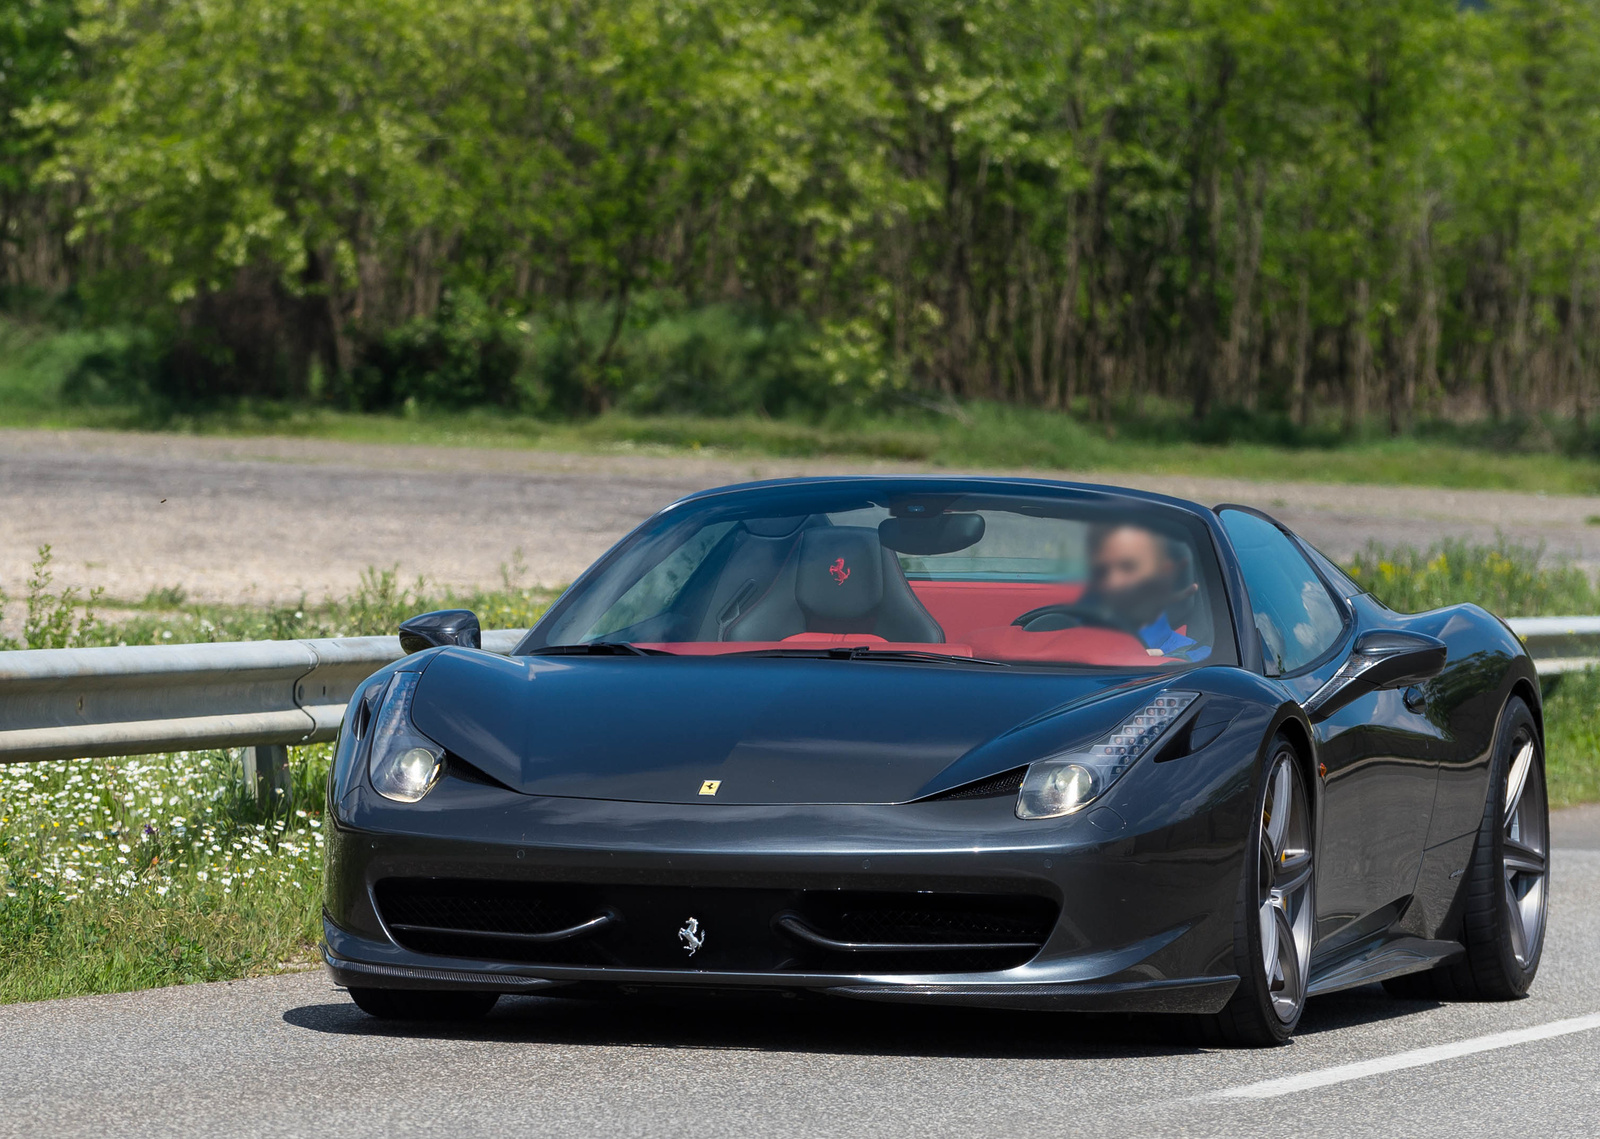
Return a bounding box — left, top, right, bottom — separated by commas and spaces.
243, 744, 292, 812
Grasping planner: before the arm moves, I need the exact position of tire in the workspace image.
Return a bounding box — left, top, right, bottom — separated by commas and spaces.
1194, 736, 1315, 1047
1383, 695, 1547, 1002
348, 987, 500, 1021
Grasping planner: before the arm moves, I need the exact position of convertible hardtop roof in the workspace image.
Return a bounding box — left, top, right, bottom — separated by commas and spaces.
663, 474, 1216, 519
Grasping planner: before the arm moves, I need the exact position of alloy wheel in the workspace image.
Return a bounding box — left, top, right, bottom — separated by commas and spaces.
1501, 734, 1549, 969
1259, 750, 1314, 1023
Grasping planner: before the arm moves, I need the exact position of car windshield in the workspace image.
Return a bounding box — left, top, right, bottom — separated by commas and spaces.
526, 483, 1238, 669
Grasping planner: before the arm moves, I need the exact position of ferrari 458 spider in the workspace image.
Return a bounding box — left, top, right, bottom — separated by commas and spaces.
322, 477, 1547, 1045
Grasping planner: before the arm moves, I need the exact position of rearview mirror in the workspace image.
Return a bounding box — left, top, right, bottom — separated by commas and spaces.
879, 513, 986, 556
1303, 630, 1447, 723
398, 609, 482, 654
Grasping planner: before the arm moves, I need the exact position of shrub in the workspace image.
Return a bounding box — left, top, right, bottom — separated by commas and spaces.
1344, 539, 1600, 618
0, 546, 106, 650
347, 290, 523, 411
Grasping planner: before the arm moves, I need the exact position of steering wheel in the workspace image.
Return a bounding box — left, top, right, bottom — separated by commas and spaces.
1010, 602, 1135, 634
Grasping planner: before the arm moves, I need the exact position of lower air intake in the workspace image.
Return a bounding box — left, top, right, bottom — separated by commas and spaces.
374, 879, 1056, 974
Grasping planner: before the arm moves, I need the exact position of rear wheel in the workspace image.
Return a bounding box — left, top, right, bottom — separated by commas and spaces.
348, 988, 500, 1021
1384, 696, 1547, 1001
1195, 738, 1314, 1046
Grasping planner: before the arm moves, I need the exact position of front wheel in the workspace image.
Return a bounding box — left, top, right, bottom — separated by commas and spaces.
1194, 738, 1315, 1046
348, 987, 500, 1021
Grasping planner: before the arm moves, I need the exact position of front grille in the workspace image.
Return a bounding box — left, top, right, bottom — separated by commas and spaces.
830, 903, 1050, 944
374, 879, 1056, 975
373, 880, 608, 965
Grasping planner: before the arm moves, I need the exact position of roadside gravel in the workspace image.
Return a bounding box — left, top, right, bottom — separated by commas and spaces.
6, 427, 1600, 608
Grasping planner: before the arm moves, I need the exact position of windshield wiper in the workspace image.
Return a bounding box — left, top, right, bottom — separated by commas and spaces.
727, 646, 1009, 667
853, 648, 1009, 667
529, 641, 662, 656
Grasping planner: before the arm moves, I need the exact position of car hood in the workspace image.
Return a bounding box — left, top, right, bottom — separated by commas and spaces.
408, 648, 1169, 805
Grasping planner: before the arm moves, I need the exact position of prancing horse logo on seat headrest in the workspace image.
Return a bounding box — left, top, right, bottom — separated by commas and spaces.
828, 557, 850, 585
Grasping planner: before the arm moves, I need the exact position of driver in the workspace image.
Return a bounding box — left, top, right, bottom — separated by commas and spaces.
1086, 524, 1211, 661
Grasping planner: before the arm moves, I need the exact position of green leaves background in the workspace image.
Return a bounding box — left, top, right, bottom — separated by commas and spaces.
4, 0, 1600, 423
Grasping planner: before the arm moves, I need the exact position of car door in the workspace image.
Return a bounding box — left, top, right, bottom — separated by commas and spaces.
1217, 508, 1438, 947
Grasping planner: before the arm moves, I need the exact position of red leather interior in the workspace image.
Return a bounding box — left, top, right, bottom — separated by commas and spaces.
636, 629, 1172, 666
633, 639, 973, 657
965, 624, 1171, 666
781, 632, 886, 645
907, 580, 1085, 643
630, 579, 1184, 665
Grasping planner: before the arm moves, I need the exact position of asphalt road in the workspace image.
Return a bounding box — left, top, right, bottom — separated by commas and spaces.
2, 810, 1596, 1139
8, 428, 1600, 609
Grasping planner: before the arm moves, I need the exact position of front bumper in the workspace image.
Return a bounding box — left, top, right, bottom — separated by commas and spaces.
321, 931, 1236, 1014
321, 767, 1251, 1015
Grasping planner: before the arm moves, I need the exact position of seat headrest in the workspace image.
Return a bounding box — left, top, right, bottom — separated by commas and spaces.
796, 527, 884, 623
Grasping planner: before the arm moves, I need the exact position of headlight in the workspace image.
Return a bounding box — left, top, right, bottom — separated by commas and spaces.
367, 672, 444, 803
1017, 691, 1198, 819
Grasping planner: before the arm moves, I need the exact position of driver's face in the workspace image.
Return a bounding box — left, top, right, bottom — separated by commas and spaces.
1090, 527, 1176, 620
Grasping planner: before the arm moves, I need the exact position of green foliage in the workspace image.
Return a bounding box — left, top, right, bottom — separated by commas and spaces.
0, 0, 76, 198
1544, 670, 1600, 809
1341, 538, 1600, 807
3, 0, 1599, 427
350, 290, 525, 411
0, 545, 108, 650
1344, 540, 1600, 618
89, 566, 551, 649
0, 317, 139, 414
519, 300, 901, 418
17, 329, 1600, 494
0, 542, 555, 651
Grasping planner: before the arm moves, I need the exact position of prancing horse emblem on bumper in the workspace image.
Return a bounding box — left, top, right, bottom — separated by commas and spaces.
679, 917, 706, 956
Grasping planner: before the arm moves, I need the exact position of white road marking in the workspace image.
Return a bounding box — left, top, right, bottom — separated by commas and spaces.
1209, 1012, 1600, 1100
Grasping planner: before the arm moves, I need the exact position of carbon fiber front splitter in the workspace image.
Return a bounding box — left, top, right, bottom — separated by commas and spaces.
322, 917, 1238, 1014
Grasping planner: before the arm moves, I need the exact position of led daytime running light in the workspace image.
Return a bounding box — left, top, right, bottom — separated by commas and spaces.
1088, 692, 1197, 781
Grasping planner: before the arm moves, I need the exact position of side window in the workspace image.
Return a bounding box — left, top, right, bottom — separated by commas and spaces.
1220, 510, 1347, 674
1297, 539, 1365, 600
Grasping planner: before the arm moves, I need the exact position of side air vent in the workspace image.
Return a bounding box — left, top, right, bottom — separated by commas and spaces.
443, 754, 518, 791
1155, 697, 1242, 762
924, 767, 1027, 801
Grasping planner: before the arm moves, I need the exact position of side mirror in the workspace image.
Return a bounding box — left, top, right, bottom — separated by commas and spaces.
398, 609, 482, 654
1303, 629, 1446, 723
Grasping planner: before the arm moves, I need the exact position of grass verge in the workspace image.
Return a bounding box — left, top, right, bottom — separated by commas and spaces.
0, 748, 330, 1003
0, 560, 558, 1003
29, 405, 1600, 496
3, 546, 559, 650
6, 335, 1600, 496
1545, 671, 1600, 809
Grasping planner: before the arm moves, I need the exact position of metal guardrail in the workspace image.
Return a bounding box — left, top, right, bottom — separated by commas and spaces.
0, 630, 527, 766
1498, 616, 1600, 676
0, 618, 1592, 773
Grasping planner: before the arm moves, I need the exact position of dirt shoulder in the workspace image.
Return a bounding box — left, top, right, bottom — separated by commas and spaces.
6, 427, 1600, 608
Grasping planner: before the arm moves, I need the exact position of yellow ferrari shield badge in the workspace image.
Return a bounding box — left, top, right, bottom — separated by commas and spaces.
698, 780, 721, 796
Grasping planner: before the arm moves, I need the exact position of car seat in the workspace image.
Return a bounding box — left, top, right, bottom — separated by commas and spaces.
724, 526, 944, 643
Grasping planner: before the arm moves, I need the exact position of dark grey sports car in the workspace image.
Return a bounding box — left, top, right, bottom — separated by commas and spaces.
322, 477, 1547, 1045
